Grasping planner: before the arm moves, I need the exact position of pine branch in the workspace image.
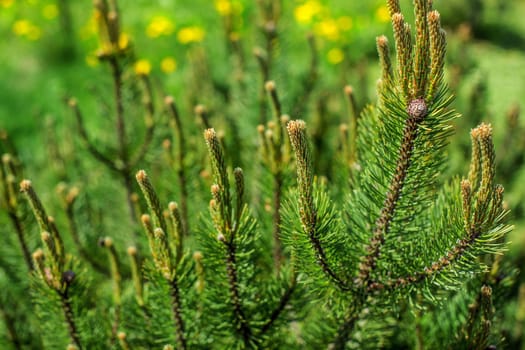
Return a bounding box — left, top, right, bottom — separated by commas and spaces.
58, 273, 82, 350
99, 237, 122, 345
368, 123, 508, 293
59, 185, 108, 275
271, 171, 284, 271
1, 156, 33, 270
343, 86, 359, 166
413, 0, 430, 98
356, 99, 428, 288
260, 280, 296, 335
222, 238, 253, 346
7, 211, 33, 271
287, 120, 350, 291
68, 98, 118, 172
169, 276, 188, 350
108, 56, 128, 165
165, 96, 189, 235
0, 302, 22, 350
136, 170, 168, 234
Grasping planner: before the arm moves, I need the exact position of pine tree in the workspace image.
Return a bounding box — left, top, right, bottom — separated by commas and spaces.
0, 0, 518, 349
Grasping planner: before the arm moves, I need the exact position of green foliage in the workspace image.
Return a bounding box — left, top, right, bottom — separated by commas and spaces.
0, 0, 523, 349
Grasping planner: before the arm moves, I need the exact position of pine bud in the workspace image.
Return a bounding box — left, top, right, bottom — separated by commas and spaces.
376, 35, 393, 88
62, 270, 76, 286
136, 170, 167, 234
20, 179, 50, 233
407, 98, 428, 120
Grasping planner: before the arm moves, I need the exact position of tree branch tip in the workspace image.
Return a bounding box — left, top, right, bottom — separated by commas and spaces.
168, 201, 178, 211
162, 138, 172, 150
33, 248, 44, 260
164, 95, 174, 105
407, 98, 428, 120
392, 12, 404, 23
19, 179, 32, 192
1, 153, 12, 164
135, 169, 147, 182
376, 35, 388, 45
41, 231, 52, 241
280, 114, 290, 124
474, 123, 493, 138
204, 128, 216, 141
141, 214, 151, 224
265, 80, 276, 92
428, 10, 440, 22
481, 285, 492, 297
287, 119, 307, 134
194, 104, 206, 115
98, 236, 113, 247
67, 98, 78, 108
211, 184, 221, 196
253, 46, 264, 58
127, 246, 137, 256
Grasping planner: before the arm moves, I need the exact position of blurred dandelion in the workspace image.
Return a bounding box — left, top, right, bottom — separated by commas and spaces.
327, 47, 344, 64
161, 57, 177, 73
214, 0, 232, 16
177, 26, 205, 44
375, 5, 390, 23
1, 0, 14, 9
314, 18, 340, 41
146, 15, 175, 38
12, 19, 41, 41
294, 1, 322, 25
42, 4, 59, 20
134, 59, 152, 76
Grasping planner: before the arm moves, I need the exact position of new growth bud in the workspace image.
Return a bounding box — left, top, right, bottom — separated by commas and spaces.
407, 98, 428, 120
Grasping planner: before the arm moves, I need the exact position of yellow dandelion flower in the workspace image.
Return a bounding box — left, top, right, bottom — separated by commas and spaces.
215, 0, 232, 16
375, 5, 390, 23
134, 59, 152, 76
12, 20, 42, 40
294, 1, 322, 25
177, 26, 205, 44
43, 4, 59, 20
327, 48, 344, 65
1, 0, 14, 9
118, 33, 130, 50
337, 16, 353, 31
315, 18, 340, 42
161, 57, 177, 73
13, 20, 33, 36
146, 16, 175, 38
